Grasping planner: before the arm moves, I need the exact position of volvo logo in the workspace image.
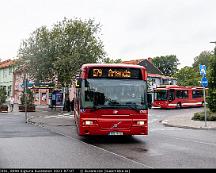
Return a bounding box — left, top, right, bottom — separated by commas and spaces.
113, 110, 118, 114
112, 121, 121, 128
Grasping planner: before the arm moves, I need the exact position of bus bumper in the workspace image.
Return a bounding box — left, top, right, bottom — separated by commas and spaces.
79, 125, 148, 136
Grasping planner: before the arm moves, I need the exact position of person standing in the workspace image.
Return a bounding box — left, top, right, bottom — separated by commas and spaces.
10, 96, 14, 112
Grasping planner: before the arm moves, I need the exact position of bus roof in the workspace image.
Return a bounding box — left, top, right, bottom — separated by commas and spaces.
155, 85, 205, 90
81, 63, 146, 70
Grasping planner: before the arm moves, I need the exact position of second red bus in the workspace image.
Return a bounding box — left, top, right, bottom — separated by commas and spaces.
152, 85, 206, 109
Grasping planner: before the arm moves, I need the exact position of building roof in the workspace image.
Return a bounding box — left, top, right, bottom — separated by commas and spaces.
0, 59, 15, 69
122, 58, 163, 75
122, 58, 177, 80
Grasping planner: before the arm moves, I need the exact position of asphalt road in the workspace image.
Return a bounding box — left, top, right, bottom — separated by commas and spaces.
0, 112, 147, 168
1, 107, 216, 168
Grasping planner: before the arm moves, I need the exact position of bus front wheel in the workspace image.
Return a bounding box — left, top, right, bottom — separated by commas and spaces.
176, 103, 182, 109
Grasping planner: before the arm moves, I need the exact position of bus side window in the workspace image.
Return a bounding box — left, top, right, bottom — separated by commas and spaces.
169, 89, 175, 101
183, 90, 188, 98
176, 90, 183, 99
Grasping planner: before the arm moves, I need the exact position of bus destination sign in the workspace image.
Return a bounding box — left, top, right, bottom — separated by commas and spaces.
88, 68, 142, 79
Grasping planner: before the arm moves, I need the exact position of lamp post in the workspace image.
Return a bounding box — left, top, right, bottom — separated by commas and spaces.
23, 71, 28, 123
210, 41, 216, 55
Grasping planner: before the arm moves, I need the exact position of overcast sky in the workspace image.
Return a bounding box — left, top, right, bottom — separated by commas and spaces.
1, 0, 216, 68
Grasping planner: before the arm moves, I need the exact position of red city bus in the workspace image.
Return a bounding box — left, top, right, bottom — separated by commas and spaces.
152, 85, 206, 109
74, 63, 149, 136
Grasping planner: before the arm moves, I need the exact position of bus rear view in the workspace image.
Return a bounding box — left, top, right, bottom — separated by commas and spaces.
74, 64, 149, 136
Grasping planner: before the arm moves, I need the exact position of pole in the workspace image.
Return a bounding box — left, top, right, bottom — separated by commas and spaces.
203, 87, 207, 127
24, 72, 28, 123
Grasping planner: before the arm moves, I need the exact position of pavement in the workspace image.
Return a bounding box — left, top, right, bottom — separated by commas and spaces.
161, 111, 216, 130
8, 104, 216, 130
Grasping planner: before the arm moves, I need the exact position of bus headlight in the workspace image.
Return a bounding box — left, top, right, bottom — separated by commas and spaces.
83, 120, 93, 125
137, 121, 145, 125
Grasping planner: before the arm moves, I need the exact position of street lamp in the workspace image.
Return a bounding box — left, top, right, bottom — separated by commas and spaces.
23, 60, 30, 123
210, 41, 216, 55
23, 71, 28, 123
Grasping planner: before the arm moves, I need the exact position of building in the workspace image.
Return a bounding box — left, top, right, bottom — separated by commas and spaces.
0, 59, 16, 100
13, 69, 57, 106
122, 58, 177, 102
122, 57, 177, 90
0, 58, 57, 106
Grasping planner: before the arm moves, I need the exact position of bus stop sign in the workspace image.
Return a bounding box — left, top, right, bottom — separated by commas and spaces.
199, 64, 206, 76
201, 76, 208, 87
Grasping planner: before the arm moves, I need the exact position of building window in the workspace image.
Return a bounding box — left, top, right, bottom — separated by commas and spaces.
9, 67, 13, 74
3, 69, 7, 78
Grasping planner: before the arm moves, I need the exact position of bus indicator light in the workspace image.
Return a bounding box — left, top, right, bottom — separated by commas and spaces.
83, 120, 94, 125
137, 121, 145, 125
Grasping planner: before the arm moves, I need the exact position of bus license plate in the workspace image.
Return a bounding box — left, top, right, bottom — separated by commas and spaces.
108, 132, 123, 135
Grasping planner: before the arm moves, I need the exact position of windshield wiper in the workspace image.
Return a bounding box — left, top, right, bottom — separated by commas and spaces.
92, 105, 108, 111
108, 100, 120, 105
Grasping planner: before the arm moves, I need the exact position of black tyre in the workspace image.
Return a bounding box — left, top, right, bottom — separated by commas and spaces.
176, 103, 182, 109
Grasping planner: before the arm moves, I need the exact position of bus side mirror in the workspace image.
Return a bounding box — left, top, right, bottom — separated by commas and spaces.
75, 78, 82, 88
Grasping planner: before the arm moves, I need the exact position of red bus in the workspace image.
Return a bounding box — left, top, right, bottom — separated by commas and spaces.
74, 63, 149, 136
152, 85, 206, 109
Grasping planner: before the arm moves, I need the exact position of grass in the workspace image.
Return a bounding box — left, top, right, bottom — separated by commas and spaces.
192, 110, 216, 121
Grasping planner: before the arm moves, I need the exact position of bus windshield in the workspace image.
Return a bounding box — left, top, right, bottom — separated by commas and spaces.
81, 79, 147, 110
154, 90, 168, 101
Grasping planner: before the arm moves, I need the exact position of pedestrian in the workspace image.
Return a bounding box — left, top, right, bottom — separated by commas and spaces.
66, 97, 71, 112
51, 93, 56, 110
70, 99, 74, 111
10, 96, 14, 112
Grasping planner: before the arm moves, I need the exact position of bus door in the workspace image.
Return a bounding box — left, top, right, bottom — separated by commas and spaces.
74, 78, 82, 125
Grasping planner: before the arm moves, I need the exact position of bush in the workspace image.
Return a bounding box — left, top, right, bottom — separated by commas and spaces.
20, 89, 34, 106
0, 88, 7, 106
192, 111, 216, 121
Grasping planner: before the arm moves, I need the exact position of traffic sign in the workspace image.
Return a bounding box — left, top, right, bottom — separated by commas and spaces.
199, 64, 206, 76
201, 76, 208, 87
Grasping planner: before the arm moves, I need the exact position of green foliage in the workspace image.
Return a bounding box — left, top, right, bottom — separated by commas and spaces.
0, 88, 7, 105
152, 55, 180, 76
192, 51, 212, 71
192, 111, 216, 121
173, 66, 200, 86
17, 17, 106, 87
207, 50, 216, 112
102, 57, 122, 63
20, 89, 34, 106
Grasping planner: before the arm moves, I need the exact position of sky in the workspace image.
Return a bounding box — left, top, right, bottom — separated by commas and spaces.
0, 0, 216, 68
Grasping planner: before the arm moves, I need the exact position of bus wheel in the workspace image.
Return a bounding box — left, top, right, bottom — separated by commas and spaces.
176, 103, 181, 109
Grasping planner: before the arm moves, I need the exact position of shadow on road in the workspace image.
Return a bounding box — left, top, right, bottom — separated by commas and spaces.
80, 135, 144, 145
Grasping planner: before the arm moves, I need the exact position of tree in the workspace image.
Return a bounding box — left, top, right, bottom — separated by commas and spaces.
173, 66, 200, 86
207, 47, 216, 112
152, 55, 180, 76
192, 51, 212, 72
17, 18, 106, 87
102, 57, 122, 63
